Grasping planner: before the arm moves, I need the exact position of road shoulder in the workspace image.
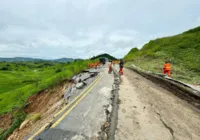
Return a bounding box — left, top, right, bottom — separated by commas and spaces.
115, 68, 200, 140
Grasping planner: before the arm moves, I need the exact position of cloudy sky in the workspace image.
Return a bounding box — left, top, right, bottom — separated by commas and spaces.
0, 0, 200, 59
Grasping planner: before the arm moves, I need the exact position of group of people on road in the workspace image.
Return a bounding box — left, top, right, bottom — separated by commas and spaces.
108, 59, 171, 77
88, 62, 100, 69
89, 59, 171, 77
108, 59, 124, 75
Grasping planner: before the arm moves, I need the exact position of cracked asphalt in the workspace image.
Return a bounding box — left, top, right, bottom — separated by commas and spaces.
29, 65, 114, 140
27, 65, 200, 140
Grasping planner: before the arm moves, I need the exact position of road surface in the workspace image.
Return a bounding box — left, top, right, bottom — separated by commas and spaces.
26, 65, 200, 140
115, 68, 200, 140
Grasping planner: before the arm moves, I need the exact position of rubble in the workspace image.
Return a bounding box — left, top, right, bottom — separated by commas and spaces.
64, 70, 99, 103
19, 120, 30, 130
76, 82, 85, 89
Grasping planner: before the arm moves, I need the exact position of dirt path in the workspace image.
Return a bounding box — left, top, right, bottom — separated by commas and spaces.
115, 68, 200, 140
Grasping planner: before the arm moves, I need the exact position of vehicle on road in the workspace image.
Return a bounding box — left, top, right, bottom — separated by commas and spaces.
99, 57, 106, 65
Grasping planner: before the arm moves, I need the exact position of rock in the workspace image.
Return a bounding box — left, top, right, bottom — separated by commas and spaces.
28, 113, 41, 122
76, 82, 85, 89
7, 134, 14, 140
107, 105, 112, 113
103, 133, 108, 140
72, 75, 77, 81
71, 135, 86, 140
101, 122, 110, 131
44, 89, 49, 93
75, 77, 81, 84
19, 119, 30, 130
104, 122, 110, 128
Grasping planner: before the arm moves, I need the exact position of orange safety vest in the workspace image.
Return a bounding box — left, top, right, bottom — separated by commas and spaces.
164, 63, 171, 71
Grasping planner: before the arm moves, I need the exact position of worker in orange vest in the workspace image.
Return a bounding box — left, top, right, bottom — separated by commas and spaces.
119, 59, 124, 75
88, 62, 91, 68
163, 61, 171, 77
108, 62, 112, 74
91, 63, 94, 68
95, 62, 98, 69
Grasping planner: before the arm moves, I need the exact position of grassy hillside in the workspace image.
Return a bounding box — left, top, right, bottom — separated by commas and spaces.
0, 60, 96, 115
124, 26, 200, 84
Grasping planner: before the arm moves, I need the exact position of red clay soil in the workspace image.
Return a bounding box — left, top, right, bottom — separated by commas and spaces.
24, 81, 68, 115
7, 80, 69, 140
0, 113, 12, 130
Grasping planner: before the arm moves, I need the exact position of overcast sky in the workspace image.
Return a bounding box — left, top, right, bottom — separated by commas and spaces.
0, 0, 200, 59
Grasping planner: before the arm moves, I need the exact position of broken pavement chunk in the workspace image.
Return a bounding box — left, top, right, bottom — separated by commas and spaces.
76, 82, 85, 89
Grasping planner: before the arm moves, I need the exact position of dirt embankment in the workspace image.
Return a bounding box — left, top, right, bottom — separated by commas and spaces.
0, 113, 12, 132
6, 80, 69, 140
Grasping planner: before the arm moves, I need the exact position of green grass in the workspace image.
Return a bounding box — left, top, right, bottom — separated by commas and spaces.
0, 60, 96, 115
0, 60, 98, 139
124, 26, 200, 84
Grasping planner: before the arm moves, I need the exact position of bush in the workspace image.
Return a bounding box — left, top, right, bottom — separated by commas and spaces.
0, 67, 9, 71
55, 69, 62, 73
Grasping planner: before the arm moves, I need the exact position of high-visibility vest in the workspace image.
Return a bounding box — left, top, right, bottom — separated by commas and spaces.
164, 63, 171, 71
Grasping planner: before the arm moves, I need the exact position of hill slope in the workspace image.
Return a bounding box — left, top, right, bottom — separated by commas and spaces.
0, 57, 74, 62
90, 53, 117, 60
124, 26, 200, 84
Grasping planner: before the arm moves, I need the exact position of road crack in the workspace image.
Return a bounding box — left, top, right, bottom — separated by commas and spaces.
156, 112, 175, 140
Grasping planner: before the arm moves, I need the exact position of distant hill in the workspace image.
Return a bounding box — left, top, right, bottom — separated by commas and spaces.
124, 26, 200, 84
0, 57, 74, 62
53, 58, 74, 62
91, 53, 117, 60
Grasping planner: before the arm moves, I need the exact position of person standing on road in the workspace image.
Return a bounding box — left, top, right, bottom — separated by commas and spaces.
119, 59, 124, 75
88, 62, 91, 69
108, 61, 112, 74
163, 61, 171, 77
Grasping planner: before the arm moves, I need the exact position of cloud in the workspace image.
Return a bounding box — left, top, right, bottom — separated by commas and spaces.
0, 0, 200, 59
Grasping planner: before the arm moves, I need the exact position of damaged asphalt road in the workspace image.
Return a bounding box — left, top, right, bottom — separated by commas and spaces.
26, 64, 200, 140
27, 65, 117, 140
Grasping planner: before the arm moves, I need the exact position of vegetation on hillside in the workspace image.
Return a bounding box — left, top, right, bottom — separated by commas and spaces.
0, 60, 98, 139
0, 60, 96, 115
124, 26, 200, 84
